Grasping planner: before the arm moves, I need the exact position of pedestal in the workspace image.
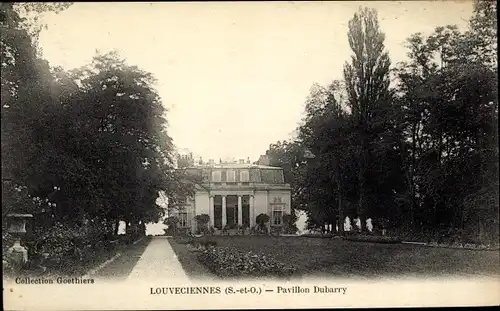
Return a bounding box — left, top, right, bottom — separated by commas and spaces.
8, 238, 28, 267
6, 213, 33, 269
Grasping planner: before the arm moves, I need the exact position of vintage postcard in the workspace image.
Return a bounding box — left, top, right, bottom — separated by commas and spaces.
2, 1, 499, 310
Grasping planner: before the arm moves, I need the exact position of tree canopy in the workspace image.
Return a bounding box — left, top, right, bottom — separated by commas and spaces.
263, 1, 498, 244
1, 3, 194, 236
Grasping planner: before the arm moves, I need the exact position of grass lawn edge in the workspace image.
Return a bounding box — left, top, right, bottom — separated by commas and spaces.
167, 237, 217, 281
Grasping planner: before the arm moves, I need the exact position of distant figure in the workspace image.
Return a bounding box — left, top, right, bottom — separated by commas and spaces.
117, 221, 127, 235
295, 210, 308, 233
354, 217, 361, 231
344, 217, 351, 232
366, 218, 373, 232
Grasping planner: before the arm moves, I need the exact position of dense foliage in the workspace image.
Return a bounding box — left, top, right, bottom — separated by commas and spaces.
1, 3, 194, 274
194, 214, 210, 234
197, 245, 297, 279
263, 1, 498, 245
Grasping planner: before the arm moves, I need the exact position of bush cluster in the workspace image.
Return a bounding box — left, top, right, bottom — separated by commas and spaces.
28, 221, 119, 275
197, 246, 297, 279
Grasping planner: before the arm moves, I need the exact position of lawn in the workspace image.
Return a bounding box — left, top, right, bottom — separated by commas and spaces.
198, 236, 500, 279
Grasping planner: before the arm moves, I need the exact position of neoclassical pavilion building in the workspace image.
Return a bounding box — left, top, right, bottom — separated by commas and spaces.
172, 154, 291, 233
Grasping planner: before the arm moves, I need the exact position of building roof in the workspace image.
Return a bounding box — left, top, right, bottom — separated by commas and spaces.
193, 163, 282, 170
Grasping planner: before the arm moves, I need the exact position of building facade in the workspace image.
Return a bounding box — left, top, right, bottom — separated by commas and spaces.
171, 155, 291, 233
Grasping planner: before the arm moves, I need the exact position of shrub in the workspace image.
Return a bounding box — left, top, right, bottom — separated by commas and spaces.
197, 246, 297, 278
239, 224, 249, 235
194, 214, 210, 234
18, 221, 111, 275
256, 213, 270, 229
270, 226, 282, 236
164, 216, 179, 235
282, 214, 298, 234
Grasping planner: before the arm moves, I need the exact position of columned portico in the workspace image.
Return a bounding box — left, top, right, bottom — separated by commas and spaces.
249, 195, 255, 227
221, 195, 227, 228
174, 160, 291, 233
237, 195, 242, 226
209, 193, 254, 229
209, 195, 215, 227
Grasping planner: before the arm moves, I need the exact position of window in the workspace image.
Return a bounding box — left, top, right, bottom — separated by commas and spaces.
179, 212, 188, 227
212, 170, 221, 182
227, 170, 236, 182
273, 210, 283, 225
271, 197, 284, 226
240, 170, 249, 182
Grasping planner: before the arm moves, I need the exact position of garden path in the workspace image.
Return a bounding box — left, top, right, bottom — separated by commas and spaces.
126, 236, 190, 282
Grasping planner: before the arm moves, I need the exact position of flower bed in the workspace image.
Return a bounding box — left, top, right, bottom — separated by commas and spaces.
344, 234, 402, 244
422, 242, 499, 251
2, 219, 148, 278
173, 235, 194, 245
196, 246, 297, 279
300, 233, 335, 238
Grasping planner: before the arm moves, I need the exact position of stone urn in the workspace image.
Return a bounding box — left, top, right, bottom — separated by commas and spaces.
6, 213, 33, 268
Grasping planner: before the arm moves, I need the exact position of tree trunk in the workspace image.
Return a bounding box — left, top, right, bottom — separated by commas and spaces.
140, 222, 146, 236
114, 219, 120, 236
125, 219, 130, 235
358, 144, 368, 232
337, 183, 344, 236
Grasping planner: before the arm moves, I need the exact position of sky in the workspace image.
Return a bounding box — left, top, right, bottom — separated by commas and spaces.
37, 1, 474, 162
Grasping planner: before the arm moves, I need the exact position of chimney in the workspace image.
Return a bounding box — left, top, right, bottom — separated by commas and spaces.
247, 157, 250, 164
239, 159, 245, 164
209, 159, 215, 165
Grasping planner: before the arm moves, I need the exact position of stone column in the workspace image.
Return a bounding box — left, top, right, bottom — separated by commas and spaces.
222, 195, 227, 227
237, 195, 242, 225
209, 195, 215, 227
249, 195, 255, 227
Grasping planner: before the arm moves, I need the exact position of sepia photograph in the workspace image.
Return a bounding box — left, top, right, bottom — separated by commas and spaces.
2, 1, 499, 310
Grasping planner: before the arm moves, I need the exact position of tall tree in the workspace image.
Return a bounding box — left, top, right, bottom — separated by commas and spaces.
1, 3, 72, 198
394, 0, 498, 242
468, 0, 497, 68
343, 7, 393, 231
61, 51, 182, 230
